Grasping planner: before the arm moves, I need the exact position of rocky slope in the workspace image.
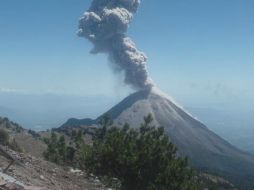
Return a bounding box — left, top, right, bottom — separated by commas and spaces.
0, 146, 105, 190
0, 117, 46, 157
0, 117, 106, 190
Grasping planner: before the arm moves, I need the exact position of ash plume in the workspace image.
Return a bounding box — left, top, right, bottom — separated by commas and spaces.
78, 0, 154, 90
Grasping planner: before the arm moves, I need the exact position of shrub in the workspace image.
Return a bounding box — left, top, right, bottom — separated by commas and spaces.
0, 128, 9, 145
84, 114, 199, 190
44, 132, 80, 165
28, 129, 40, 138
8, 138, 23, 152
43, 115, 199, 189
0, 128, 22, 152
44, 132, 63, 164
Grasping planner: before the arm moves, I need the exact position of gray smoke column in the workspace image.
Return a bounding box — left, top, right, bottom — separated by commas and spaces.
78, 0, 154, 90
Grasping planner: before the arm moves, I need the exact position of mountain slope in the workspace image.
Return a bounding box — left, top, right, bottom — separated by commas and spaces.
61, 88, 254, 189
0, 143, 105, 190
0, 117, 106, 190
0, 117, 47, 157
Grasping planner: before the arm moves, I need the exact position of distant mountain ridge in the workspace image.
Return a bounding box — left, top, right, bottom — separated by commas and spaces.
62, 118, 96, 128
61, 88, 254, 189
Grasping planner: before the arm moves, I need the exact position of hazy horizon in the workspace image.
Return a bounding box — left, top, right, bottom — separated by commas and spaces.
0, 90, 253, 155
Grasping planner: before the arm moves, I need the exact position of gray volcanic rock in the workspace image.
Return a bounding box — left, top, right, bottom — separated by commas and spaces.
62, 88, 254, 189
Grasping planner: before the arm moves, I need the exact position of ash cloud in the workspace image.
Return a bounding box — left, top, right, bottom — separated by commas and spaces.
78, 0, 153, 90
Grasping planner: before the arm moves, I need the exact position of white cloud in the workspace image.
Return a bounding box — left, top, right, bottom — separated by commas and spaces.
0, 88, 24, 93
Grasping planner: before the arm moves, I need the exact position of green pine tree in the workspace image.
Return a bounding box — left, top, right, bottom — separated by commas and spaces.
84, 114, 199, 190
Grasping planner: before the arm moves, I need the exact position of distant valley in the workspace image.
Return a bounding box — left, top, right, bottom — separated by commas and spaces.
187, 106, 254, 154
0, 92, 120, 130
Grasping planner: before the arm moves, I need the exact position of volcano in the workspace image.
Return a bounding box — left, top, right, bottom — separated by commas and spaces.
61, 88, 254, 188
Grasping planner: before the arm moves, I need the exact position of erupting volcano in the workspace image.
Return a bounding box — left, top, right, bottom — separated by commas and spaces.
62, 0, 254, 188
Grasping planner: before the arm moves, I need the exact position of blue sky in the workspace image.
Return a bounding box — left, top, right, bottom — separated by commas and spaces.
0, 0, 254, 108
